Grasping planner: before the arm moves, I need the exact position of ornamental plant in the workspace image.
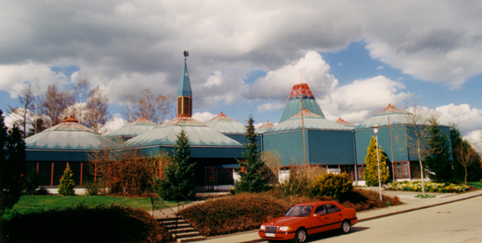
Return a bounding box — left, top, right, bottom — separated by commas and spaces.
364, 136, 390, 186
309, 172, 353, 199
58, 163, 75, 195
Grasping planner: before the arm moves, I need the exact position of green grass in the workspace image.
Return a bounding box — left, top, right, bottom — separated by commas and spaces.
10, 195, 179, 215
468, 181, 482, 189
415, 194, 436, 199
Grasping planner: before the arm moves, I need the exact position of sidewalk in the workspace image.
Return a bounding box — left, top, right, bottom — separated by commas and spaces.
198, 189, 482, 243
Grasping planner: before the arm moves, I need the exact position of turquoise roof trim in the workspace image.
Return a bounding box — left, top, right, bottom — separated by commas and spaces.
177, 60, 192, 97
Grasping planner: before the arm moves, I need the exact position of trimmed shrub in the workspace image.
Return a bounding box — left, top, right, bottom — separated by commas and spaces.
58, 163, 75, 196
309, 172, 353, 199
386, 181, 470, 193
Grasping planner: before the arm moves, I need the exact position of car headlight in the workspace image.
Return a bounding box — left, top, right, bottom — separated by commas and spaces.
260, 225, 266, 231
279, 226, 292, 232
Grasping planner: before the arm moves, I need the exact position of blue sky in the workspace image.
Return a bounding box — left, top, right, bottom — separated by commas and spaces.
0, 1, 481, 150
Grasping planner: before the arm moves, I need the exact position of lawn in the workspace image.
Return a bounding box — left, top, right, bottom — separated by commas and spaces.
468, 181, 482, 189
10, 195, 179, 215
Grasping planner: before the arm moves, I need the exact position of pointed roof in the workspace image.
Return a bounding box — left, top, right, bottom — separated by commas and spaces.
267, 109, 351, 133
25, 117, 107, 150
279, 73, 325, 123
125, 116, 242, 148
104, 117, 157, 140
256, 120, 275, 134
335, 117, 356, 127
355, 104, 408, 129
177, 59, 192, 97
204, 112, 246, 134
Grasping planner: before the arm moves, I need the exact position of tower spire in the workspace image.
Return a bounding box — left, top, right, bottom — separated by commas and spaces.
177, 51, 192, 117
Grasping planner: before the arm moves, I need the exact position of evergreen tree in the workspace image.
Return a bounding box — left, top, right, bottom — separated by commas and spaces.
58, 163, 75, 195
450, 126, 469, 183
156, 129, 197, 201
234, 116, 269, 193
424, 120, 452, 182
364, 136, 390, 186
0, 110, 26, 215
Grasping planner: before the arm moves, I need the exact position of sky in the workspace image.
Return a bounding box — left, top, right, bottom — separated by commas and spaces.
1, 1, 481, 150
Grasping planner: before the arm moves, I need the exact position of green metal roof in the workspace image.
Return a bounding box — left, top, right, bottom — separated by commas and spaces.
25, 117, 106, 151
177, 60, 192, 97
355, 104, 408, 129
125, 117, 243, 148
267, 109, 351, 133
279, 82, 325, 123
104, 117, 157, 140
255, 120, 275, 134
204, 112, 246, 134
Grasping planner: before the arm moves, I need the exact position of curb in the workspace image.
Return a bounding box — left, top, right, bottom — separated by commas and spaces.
358, 192, 482, 222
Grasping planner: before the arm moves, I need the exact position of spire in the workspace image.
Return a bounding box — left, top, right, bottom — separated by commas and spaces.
177, 51, 193, 117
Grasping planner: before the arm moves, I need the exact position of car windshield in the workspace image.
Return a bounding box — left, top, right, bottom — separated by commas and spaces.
284, 206, 313, 217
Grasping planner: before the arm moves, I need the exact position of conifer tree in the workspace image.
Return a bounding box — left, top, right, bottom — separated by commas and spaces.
58, 163, 75, 195
424, 120, 452, 182
0, 110, 26, 215
156, 129, 197, 201
234, 116, 269, 193
450, 126, 469, 183
364, 136, 390, 186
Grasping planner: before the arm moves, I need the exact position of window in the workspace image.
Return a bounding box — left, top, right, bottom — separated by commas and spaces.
357, 165, 364, 180
315, 205, 326, 215
325, 204, 341, 214
395, 162, 410, 179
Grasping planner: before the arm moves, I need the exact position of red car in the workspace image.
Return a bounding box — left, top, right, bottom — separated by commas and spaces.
258, 201, 357, 243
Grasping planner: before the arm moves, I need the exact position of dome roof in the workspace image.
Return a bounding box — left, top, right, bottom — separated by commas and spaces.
25, 117, 106, 150
104, 117, 157, 140
266, 109, 351, 133
335, 117, 356, 127
355, 104, 408, 129
279, 81, 325, 123
125, 116, 242, 148
256, 120, 275, 134
204, 112, 245, 134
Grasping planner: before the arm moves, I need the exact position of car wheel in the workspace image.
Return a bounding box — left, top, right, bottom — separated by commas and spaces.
294, 228, 307, 243
341, 220, 351, 234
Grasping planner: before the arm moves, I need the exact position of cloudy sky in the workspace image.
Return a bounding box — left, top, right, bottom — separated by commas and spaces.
1, 1, 481, 148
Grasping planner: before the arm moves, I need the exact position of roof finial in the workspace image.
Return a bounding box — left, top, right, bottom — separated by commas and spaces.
183, 50, 189, 61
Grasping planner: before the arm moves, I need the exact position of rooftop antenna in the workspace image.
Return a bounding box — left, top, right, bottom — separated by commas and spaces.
184, 50, 189, 60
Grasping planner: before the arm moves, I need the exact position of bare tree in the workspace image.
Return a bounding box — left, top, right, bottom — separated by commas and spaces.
84, 86, 109, 133
454, 140, 480, 184
72, 78, 91, 124
8, 83, 35, 137
41, 84, 75, 127
122, 89, 173, 124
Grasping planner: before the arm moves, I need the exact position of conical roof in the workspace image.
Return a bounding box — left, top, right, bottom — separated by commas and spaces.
355, 104, 408, 129
104, 117, 157, 140
335, 117, 356, 127
125, 116, 242, 148
267, 109, 350, 133
256, 120, 275, 134
204, 112, 246, 134
177, 59, 192, 97
25, 117, 106, 150
279, 75, 325, 123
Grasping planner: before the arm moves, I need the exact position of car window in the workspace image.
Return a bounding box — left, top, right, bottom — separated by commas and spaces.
325, 204, 341, 214
284, 206, 313, 217
314, 205, 326, 215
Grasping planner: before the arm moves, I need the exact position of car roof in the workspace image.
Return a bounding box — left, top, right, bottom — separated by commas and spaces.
294, 201, 338, 207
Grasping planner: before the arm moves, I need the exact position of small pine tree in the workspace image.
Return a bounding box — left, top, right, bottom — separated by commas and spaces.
58, 163, 75, 195
156, 129, 197, 201
234, 116, 269, 193
425, 120, 452, 182
364, 136, 390, 186
0, 110, 26, 215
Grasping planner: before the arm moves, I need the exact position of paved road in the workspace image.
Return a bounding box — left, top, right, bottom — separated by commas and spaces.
307, 195, 482, 243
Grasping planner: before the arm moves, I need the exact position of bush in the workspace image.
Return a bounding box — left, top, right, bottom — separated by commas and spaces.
1, 204, 172, 243
23, 173, 38, 195
35, 187, 50, 195
386, 181, 470, 193
309, 172, 353, 199
83, 179, 102, 196
277, 166, 326, 196
58, 163, 75, 196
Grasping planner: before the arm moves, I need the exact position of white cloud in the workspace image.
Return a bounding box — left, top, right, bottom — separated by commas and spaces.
100, 114, 127, 135
258, 102, 285, 112
192, 111, 215, 122
435, 104, 482, 134
377, 66, 384, 70
319, 76, 411, 123
464, 130, 482, 154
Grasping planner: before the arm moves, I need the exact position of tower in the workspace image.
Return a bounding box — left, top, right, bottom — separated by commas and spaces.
177, 51, 193, 117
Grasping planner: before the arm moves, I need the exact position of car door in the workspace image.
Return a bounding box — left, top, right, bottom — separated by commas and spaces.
310, 205, 331, 234
324, 204, 343, 231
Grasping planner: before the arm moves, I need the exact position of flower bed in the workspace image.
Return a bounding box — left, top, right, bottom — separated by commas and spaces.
386, 181, 470, 193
